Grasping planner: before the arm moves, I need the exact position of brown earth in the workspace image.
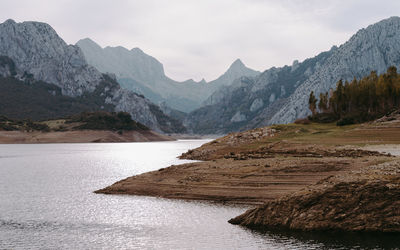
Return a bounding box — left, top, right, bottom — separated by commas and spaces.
229, 160, 400, 232
96, 111, 400, 232
0, 129, 172, 143
95, 155, 391, 205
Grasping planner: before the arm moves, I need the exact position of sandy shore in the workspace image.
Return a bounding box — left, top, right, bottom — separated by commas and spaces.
0, 130, 173, 143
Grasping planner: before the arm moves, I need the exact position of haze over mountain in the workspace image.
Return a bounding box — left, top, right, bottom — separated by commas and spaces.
77, 38, 259, 112
185, 16, 400, 134
0, 19, 185, 133
1, 17, 399, 135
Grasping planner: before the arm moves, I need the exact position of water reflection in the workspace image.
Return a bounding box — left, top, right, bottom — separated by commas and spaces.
0, 141, 398, 249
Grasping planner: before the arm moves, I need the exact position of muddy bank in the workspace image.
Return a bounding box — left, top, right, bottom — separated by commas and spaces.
229, 160, 400, 232
97, 118, 400, 232
0, 130, 172, 143
95, 154, 389, 205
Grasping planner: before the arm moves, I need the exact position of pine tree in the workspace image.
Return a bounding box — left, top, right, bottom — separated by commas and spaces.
318, 92, 328, 113
308, 66, 400, 125
309, 91, 317, 115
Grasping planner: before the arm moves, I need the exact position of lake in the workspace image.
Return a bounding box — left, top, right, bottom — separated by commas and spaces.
0, 140, 398, 249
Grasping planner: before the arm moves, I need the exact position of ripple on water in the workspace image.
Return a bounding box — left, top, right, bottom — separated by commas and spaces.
0, 141, 399, 249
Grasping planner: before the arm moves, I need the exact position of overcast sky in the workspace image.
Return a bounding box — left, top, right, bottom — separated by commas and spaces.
1, 0, 399, 81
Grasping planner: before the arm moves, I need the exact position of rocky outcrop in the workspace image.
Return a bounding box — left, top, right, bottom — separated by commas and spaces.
77, 38, 259, 112
0, 19, 101, 96
0, 20, 184, 133
186, 16, 400, 134
229, 161, 400, 232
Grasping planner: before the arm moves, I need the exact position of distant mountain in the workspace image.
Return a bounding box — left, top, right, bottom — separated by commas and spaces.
0, 19, 185, 133
185, 16, 400, 134
77, 38, 259, 112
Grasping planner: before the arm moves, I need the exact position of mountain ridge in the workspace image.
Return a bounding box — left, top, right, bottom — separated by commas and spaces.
186, 16, 400, 134
77, 38, 259, 112
0, 19, 185, 133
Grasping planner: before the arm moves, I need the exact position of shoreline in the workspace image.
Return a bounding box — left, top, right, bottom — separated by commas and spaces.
0, 130, 174, 144
361, 144, 400, 156
95, 118, 400, 232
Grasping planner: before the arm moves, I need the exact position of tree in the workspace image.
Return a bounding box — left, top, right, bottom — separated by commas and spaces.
309, 91, 317, 115
318, 92, 328, 113
308, 66, 400, 125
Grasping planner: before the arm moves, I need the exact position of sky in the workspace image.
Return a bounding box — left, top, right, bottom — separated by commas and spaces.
1, 0, 400, 81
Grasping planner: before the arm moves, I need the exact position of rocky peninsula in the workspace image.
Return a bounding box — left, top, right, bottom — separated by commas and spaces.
96, 111, 400, 232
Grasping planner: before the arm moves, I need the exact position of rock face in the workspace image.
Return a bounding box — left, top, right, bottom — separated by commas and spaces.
186, 16, 400, 134
229, 162, 400, 232
0, 20, 184, 133
270, 16, 400, 125
0, 19, 101, 96
77, 38, 259, 112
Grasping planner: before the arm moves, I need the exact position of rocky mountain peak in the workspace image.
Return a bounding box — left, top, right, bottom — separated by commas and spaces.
4, 19, 16, 24
77, 38, 166, 84
131, 47, 144, 53
0, 20, 101, 96
0, 20, 185, 133
198, 78, 207, 84
215, 58, 259, 85
226, 59, 246, 73
77, 38, 102, 49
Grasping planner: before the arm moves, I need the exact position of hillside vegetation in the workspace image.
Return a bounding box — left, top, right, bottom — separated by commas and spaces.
309, 66, 400, 125
0, 111, 148, 132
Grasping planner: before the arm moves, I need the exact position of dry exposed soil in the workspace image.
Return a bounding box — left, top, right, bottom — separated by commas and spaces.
96, 111, 400, 232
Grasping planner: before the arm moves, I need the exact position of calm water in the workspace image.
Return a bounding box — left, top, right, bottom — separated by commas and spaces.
0, 140, 399, 249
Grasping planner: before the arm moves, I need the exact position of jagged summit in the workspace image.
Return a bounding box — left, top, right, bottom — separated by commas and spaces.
77, 37, 259, 112
4, 19, 16, 24
226, 59, 248, 74
131, 47, 144, 53
200, 58, 260, 106
217, 58, 259, 83
230, 58, 245, 68
0, 19, 100, 96
78, 37, 101, 48
0, 19, 185, 133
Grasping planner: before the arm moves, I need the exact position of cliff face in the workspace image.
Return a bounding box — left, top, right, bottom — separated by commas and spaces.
186, 16, 400, 134
0, 19, 101, 96
77, 38, 259, 112
0, 20, 184, 133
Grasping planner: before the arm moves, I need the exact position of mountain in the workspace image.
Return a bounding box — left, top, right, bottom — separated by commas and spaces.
0, 19, 185, 133
77, 38, 259, 112
270, 16, 400, 124
185, 16, 400, 134
202, 59, 260, 106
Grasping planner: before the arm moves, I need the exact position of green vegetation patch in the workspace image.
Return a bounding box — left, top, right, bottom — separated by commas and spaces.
0, 116, 50, 132
68, 111, 149, 131
308, 66, 400, 125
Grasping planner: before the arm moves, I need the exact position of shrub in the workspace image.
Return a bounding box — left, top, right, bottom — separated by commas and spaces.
336, 117, 355, 126
294, 118, 311, 125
